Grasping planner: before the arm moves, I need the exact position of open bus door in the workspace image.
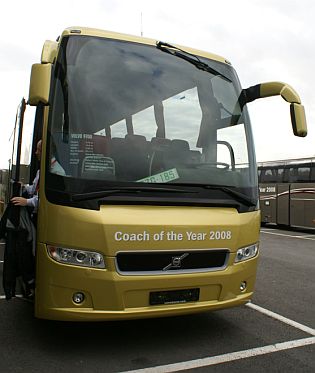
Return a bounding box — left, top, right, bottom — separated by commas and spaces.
276, 183, 290, 226
8, 98, 27, 224
0, 98, 37, 300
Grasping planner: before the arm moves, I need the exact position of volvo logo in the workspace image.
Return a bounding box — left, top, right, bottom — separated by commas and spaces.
163, 253, 189, 271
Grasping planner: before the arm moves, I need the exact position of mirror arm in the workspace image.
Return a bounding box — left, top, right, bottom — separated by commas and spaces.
241, 81, 307, 138
241, 81, 301, 106
239, 84, 260, 108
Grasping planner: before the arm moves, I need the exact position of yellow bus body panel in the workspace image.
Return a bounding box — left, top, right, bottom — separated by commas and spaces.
61, 27, 228, 65
35, 199, 260, 321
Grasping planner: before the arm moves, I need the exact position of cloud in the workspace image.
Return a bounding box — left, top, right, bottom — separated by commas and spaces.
0, 42, 37, 71
0, 0, 314, 168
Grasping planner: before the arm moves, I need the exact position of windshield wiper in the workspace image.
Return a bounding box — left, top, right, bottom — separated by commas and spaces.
202, 185, 257, 207
156, 41, 232, 83
71, 186, 196, 202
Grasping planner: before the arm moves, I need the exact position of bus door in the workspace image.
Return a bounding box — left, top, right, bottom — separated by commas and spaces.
302, 182, 315, 229
290, 182, 306, 228
290, 186, 315, 229
259, 167, 277, 224
259, 190, 276, 224
9, 98, 37, 200
287, 163, 314, 229
276, 183, 290, 226
10, 99, 27, 207
305, 163, 315, 228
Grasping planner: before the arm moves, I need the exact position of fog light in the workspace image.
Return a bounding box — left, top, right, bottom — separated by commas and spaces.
240, 281, 247, 292
73, 292, 85, 304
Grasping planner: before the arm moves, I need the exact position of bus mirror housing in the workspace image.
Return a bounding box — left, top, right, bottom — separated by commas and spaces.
28, 63, 52, 106
241, 81, 307, 137
289, 102, 307, 137
41, 40, 58, 64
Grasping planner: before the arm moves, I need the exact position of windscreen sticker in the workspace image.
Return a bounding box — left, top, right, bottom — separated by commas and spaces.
82, 156, 115, 173
114, 230, 232, 242
137, 168, 179, 183
69, 133, 93, 166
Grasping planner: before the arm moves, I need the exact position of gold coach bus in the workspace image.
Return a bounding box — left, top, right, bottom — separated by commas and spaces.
10, 27, 307, 320
258, 158, 315, 229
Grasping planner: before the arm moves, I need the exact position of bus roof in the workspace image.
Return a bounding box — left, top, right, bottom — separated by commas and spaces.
258, 157, 315, 168
60, 26, 230, 65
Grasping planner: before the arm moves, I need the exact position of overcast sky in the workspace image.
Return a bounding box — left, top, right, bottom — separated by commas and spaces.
1, 0, 314, 169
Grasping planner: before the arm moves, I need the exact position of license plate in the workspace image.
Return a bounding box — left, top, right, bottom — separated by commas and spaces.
137, 168, 179, 183
149, 288, 200, 305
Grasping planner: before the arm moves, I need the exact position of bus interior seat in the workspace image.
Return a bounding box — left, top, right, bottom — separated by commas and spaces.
189, 150, 202, 164
92, 135, 111, 156
123, 134, 150, 180
149, 137, 172, 175
150, 137, 172, 151
149, 138, 202, 175
110, 137, 129, 179
164, 139, 191, 168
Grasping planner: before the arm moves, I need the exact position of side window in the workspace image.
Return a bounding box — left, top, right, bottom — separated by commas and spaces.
0, 170, 9, 210
97, 105, 156, 141
133, 106, 156, 140
217, 124, 248, 166
310, 164, 315, 182
287, 165, 310, 182
10, 100, 35, 183
110, 120, 128, 138
297, 166, 310, 182
287, 167, 296, 182
264, 168, 273, 182
21, 106, 36, 184
163, 87, 201, 150
260, 167, 278, 183
276, 168, 284, 182
11, 100, 25, 184
9, 99, 35, 198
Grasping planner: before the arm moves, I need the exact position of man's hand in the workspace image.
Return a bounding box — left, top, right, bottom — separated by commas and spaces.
11, 197, 28, 206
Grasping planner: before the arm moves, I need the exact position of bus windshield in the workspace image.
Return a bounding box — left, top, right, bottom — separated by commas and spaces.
47, 35, 257, 209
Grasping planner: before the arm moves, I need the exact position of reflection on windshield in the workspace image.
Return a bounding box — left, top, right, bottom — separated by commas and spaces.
48, 35, 257, 204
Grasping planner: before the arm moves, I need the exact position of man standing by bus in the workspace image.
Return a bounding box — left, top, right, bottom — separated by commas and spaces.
11, 140, 42, 220
1, 140, 42, 300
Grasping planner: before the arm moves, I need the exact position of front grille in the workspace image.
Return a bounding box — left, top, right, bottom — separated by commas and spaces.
116, 250, 229, 275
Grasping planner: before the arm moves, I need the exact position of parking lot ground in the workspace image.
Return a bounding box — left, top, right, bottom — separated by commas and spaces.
119, 302, 314, 373
0, 228, 314, 372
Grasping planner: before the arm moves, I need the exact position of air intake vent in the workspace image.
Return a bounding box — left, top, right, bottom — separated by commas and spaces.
116, 250, 229, 275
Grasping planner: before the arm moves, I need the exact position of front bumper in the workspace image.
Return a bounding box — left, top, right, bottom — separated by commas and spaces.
35, 243, 258, 321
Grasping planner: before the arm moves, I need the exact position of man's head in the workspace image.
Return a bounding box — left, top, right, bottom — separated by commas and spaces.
35, 140, 42, 161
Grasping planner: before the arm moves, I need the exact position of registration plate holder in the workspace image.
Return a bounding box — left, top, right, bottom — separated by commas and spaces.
149, 288, 200, 305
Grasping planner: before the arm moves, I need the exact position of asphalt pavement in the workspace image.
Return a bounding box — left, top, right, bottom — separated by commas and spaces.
0, 228, 314, 372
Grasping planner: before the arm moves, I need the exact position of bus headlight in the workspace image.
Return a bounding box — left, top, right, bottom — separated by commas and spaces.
47, 245, 105, 269
234, 243, 258, 263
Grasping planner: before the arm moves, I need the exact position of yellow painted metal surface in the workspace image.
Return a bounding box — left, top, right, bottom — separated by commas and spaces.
260, 81, 301, 104
35, 196, 260, 320
61, 26, 229, 65
32, 27, 260, 321
28, 63, 52, 105
41, 40, 58, 64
